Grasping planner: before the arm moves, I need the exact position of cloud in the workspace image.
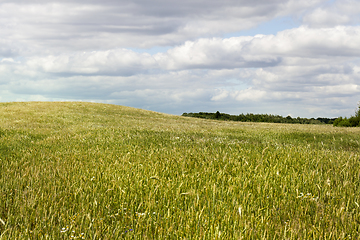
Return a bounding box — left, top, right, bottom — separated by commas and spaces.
0, 0, 326, 55
0, 58, 19, 64
154, 37, 282, 70
303, 8, 350, 27
155, 26, 360, 71
1, 0, 360, 118
1, 25, 359, 117
7, 25, 357, 78
303, 0, 360, 27
24, 49, 158, 76
213, 88, 267, 102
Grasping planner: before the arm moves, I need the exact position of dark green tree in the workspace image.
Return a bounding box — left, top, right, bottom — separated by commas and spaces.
333, 101, 360, 127
215, 111, 221, 119
356, 101, 360, 117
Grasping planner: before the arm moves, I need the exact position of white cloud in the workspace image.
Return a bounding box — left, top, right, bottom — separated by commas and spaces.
303, 0, 360, 27
303, 8, 350, 27
311, 84, 360, 96
155, 26, 360, 71
1, 58, 18, 64
0, 0, 327, 55
233, 88, 267, 102
211, 90, 229, 101
16, 24, 360, 76
1, 0, 360, 118
248, 26, 360, 58
24, 49, 158, 76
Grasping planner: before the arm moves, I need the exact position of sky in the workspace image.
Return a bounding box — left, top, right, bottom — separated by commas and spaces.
1, 0, 360, 118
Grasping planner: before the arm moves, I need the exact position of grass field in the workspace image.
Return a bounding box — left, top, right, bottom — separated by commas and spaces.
1, 102, 360, 239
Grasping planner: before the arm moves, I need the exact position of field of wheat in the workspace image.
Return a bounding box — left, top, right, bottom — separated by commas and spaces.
0, 102, 359, 239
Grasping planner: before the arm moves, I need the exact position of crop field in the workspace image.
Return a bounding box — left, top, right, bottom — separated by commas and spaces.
0, 102, 360, 239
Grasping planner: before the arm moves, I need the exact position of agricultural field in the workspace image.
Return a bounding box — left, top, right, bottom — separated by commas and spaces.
0, 102, 360, 239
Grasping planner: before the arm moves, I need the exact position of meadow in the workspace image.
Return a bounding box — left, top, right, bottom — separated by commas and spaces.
0, 102, 360, 239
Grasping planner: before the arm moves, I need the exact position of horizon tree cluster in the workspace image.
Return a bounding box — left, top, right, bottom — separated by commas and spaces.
182, 112, 336, 125
333, 102, 360, 127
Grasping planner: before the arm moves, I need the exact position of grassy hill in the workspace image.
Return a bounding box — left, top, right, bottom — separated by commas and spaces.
1, 102, 360, 239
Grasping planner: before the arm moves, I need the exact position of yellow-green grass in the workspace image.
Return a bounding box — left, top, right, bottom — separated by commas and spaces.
0, 102, 359, 239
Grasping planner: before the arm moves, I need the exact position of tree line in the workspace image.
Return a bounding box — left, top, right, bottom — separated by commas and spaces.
333, 103, 360, 127
182, 102, 360, 127
182, 111, 336, 125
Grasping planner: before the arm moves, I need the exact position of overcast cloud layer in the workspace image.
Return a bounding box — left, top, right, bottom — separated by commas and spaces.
1, 0, 359, 117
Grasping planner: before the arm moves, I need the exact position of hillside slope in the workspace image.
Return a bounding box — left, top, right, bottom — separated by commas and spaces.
1, 102, 360, 239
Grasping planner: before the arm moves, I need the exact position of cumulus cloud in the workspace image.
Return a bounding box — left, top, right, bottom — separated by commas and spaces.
154, 26, 360, 71
6, 25, 358, 78
303, 0, 360, 27
1, 0, 360, 118
0, 0, 326, 55
154, 37, 281, 70
24, 49, 158, 76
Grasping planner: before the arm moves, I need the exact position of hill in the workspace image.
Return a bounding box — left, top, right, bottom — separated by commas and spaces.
1, 102, 360, 239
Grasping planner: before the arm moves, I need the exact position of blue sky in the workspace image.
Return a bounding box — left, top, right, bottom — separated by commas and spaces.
0, 0, 359, 118
226, 16, 300, 38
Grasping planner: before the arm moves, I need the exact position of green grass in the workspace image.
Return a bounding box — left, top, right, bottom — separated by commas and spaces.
1, 102, 360, 239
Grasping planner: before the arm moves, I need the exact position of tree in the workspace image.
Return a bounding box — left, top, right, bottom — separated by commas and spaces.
349, 116, 360, 127
356, 101, 360, 117
333, 101, 360, 127
215, 111, 221, 119
333, 117, 343, 127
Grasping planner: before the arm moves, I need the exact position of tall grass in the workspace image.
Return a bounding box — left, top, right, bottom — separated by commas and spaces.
1, 102, 360, 239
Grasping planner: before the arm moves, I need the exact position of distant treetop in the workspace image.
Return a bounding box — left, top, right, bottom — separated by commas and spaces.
182, 112, 336, 125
